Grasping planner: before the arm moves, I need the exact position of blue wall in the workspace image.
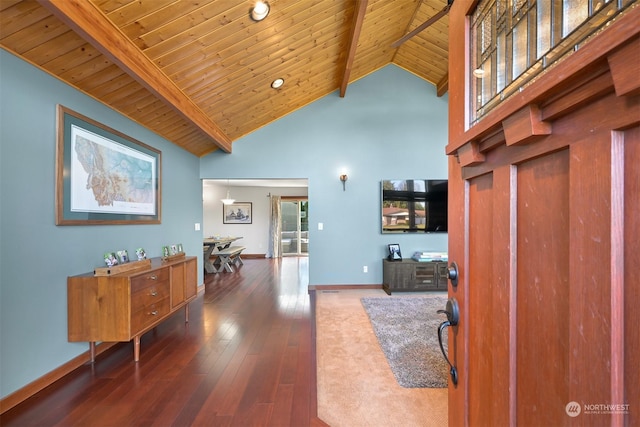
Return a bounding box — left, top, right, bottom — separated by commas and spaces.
200, 64, 449, 286
1, 51, 447, 400
0, 51, 204, 399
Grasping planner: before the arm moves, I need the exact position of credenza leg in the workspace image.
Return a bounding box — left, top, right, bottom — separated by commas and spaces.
185, 304, 190, 323
89, 342, 96, 363
134, 336, 140, 362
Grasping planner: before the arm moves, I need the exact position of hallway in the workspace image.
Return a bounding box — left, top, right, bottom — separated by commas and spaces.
1, 257, 326, 426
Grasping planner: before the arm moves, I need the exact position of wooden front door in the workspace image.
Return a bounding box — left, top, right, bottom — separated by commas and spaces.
445, 4, 639, 427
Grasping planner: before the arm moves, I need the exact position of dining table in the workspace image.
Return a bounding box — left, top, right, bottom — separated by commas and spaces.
203, 236, 242, 273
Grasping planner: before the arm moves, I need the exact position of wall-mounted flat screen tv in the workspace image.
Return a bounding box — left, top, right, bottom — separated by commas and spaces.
381, 179, 448, 233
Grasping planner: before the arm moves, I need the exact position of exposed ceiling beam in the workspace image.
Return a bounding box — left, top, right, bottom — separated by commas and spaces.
339, 0, 368, 98
391, 1, 452, 48
436, 71, 449, 97
38, 0, 233, 153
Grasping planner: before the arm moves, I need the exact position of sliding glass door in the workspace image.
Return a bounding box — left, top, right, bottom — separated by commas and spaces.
280, 199, 308, 256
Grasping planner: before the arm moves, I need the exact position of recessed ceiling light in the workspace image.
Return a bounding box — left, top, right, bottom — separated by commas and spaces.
250, 1, 270, 21
271, 78, 284, 89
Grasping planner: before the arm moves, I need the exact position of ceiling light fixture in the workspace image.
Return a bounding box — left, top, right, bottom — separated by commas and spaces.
250, 1, 270, 21
221, 180, 235, 205
473, 68, 485, 78
271, 78, 284, 89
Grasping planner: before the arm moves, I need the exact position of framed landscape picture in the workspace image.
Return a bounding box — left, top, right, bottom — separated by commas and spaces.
55, 105, 161, 225
223, 202, 252, 224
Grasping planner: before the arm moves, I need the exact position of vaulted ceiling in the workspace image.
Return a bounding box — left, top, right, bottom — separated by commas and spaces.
0, 0, 450, 157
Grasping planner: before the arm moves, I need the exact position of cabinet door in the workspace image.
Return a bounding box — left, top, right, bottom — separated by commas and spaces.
436, 262, 449, 290
412, 263, 438, 290
170, 262, 186, 309
383, 261, 414, 291
185, 258, 197, 300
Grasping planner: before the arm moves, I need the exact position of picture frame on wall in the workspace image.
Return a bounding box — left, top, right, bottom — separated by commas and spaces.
223, 202, 252, 224
388, 243, 402, 261
55, 105, 161, 225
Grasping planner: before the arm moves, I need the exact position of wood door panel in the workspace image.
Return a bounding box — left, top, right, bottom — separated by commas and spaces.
467, 172, 502, 426
568, 136, 617, 427
516, 150, 570, 426
447, 155, 466, 427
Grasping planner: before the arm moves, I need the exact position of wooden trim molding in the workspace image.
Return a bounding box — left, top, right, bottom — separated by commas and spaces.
308, 284, 383, 292
457, 140, 486, 167
241, 253, 269, 259
437, 72, 449, 97
0, 342, 118, 414
502, 104, 551, 146
609, 131, 625, 421
607, 36, 640, 97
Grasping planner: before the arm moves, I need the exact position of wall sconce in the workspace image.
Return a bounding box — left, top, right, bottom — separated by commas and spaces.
340, 174, 348, 191
250, 1, 270, 21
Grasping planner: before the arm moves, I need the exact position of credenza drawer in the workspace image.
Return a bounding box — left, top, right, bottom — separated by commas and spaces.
131, 281, 170, 309
131, 269, 169, 292
131, 297, 170, 332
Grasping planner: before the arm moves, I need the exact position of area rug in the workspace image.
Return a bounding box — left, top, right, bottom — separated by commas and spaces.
361, 296, 449, 388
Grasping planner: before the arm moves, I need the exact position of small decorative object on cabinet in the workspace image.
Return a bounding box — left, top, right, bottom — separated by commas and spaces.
382, 259, 448, 295
67, 256, 197, 362
387, 243, 402, 261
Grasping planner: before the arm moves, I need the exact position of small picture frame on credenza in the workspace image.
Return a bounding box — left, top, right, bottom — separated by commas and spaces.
387, 243, 402, 261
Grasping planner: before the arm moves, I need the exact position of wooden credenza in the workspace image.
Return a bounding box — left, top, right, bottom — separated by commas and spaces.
382, 259, 448, 295
67, 256, 198, 362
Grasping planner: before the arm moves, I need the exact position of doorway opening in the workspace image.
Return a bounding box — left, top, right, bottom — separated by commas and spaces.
280, 198, 308, 256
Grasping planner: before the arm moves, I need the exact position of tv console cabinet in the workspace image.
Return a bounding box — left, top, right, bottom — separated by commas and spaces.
67, 256, 198, 362
382, 259, 448, 294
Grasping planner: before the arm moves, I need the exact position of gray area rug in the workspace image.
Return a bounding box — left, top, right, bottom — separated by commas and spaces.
361, 296, 449, 388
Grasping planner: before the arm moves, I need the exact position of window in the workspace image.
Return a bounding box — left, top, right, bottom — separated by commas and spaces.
280, 199, 308, 255
470, 0, 636, 126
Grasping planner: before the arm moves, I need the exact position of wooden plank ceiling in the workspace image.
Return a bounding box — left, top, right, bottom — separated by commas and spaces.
0, 0, 450, 157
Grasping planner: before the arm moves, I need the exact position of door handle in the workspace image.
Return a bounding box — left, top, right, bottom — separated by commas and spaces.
437, 298, 459, 386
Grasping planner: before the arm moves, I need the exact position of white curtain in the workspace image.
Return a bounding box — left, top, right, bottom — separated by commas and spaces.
266, 195, 282, 258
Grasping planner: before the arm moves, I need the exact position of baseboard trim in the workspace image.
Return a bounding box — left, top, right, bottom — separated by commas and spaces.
241, 253, 266, 259
207, 254, 312, 259
308, 284, 383, 292
0, 342, 118, 414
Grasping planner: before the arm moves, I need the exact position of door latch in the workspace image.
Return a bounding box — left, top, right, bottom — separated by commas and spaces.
446, 261, 459, 287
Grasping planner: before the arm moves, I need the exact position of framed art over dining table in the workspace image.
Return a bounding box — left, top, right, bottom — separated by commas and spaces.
223, 202, 252, 224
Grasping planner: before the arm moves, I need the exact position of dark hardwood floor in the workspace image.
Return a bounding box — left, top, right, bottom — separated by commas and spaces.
1, 257, 328, 427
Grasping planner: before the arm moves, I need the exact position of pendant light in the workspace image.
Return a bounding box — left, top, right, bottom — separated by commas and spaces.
221, 179, 235, 205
